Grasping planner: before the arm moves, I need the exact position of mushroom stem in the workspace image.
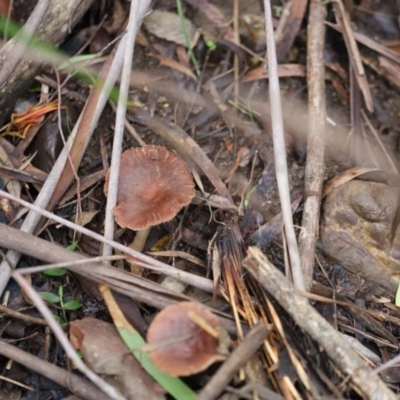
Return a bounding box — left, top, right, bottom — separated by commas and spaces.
128, 228, 151, 274
130, 227, 151, 253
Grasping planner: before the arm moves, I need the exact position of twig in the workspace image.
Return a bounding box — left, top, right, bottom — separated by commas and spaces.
54, 67, 82, 231
196, 322, 270, 400
17, 255, 126, 275
297, 0, 327, 290
332, 0, 373, 112
103, 0, 151, 257
109, 101, 146, 146
0, 221, 191, 306
0, 304, 47, 326
275, 0, 308, 62
12, 271, 126, 400
262, 0, 305, 290
0, 222, 238, 334
375, 353, 400, 374
0, 339, 111, 400
243, 247, 397, 400
0, 189, 214, 293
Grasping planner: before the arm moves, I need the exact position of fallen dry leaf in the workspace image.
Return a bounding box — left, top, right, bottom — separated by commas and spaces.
321, 166, 379, 198
144, 10, 196, 47
70, 318, 164, 400
155, 54, 197, 80
243, 64, 307, 82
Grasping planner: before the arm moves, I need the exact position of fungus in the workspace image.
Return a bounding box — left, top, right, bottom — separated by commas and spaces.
146, 301, 227, 376
105, 145, 195, 252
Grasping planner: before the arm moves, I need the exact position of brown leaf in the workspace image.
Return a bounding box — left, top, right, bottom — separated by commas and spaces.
185, 0, 234, 41
321, 167, 378, 198
243, 64, 307, 83
0, 0, 10, 17
155, 55, 197, 80
144, 10, 196, 47
275, 0, 308, 62
70, 318, 164, 400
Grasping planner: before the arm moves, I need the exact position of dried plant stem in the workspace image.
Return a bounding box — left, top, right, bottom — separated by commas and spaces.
0, 189, 214, 293
197, 322, 270, 400
298, 0, 327, 290
103, 0, 151, 257
262, 0, 305, 290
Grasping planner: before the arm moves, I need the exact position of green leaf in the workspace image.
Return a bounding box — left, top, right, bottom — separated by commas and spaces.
58, 285, 64, 300
67, 241, 79, 251
59, 54, 98, 70
43, 268, 67, 277
118, 327, 196, 400
205, 39, 217, 52
53, 314, 67, 326
39, 292, 60, 304
63, 300, 82, 310
396, 283, 400, 307
244, 186, 257, 208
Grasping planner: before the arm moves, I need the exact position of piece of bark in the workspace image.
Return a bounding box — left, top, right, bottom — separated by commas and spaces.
0, 0, 94, 125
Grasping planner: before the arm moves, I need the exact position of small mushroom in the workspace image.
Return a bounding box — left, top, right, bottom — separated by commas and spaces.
104, 145, 195, 252
146, 302, 227, 376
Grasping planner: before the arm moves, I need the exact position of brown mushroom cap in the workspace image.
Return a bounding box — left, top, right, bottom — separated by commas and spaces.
105, 145, 195, 231
147, 302, 226, 376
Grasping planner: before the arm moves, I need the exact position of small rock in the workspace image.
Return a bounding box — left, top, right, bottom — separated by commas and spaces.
320, 179, 400, 295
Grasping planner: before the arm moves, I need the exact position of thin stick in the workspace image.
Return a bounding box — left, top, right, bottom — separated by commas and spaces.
12, 271, 125, 400
297, 0, 327, 290
197, 322, 270, 400
103, 0, 151, 257
262, 0, 305, 290
0, 303, 47, 326
0, 189, 214, 293
54, 67, 82, 230
17, 255, 126, 275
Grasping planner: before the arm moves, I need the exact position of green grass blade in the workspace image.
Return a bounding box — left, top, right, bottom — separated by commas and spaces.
396, 283, 400, 307
42, 268, 67, 277
117, 326, 196, 400
175, 0, 200, 77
